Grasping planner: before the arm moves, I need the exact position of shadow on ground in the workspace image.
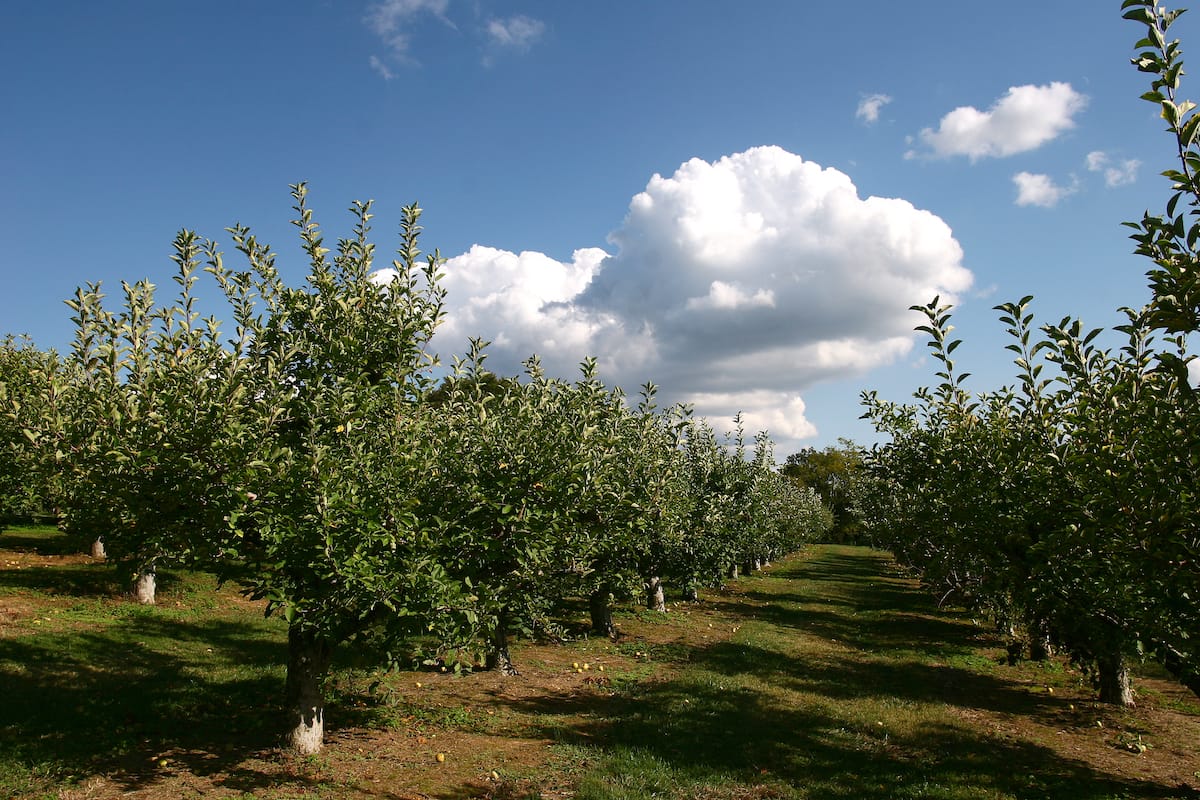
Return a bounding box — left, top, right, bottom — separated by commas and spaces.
0, 615, 291, 793
0, 527, 88, 556
0, 527, 188, 597
0, 538, 394, 797
503, 547, 1195, 800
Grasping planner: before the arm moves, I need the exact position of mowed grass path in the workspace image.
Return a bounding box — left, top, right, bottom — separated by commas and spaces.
565, 546, 1199, 800
1, 531, 1197, 799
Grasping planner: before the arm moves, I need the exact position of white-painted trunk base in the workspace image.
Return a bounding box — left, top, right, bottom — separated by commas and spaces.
645, 576, 666, 613
133, 571, 156, 605
290, 708, 324, 755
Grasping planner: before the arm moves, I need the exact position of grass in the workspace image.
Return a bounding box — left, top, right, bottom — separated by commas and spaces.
555, 550, 1172, 800
0, 526, 293, 798
1, 527, 1197, 799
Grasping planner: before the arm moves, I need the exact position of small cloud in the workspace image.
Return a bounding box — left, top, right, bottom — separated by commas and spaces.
366, 0, 450, 34
368, 267, 401, 285
1106, 161, 1139, 187
364, 0, 452, 69
1086, 150, 1140, 187
486, 15, 545, 51
369, 55, 395, 81
1013, 171, 1076, 207
856, 93, 892, 124
914, 82, 1087, 161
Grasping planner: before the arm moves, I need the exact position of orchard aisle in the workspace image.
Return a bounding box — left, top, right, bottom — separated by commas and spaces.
2, 532, 1197, 799
565, 545, 1200, 800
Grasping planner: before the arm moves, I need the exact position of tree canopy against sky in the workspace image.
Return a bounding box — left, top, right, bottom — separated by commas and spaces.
1, 1, 1191, 453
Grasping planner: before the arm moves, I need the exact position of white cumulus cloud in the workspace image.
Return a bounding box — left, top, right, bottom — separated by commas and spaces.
686, 391, 819, 443
685, 281, 776, 312
427, 146, 972, 451
1013, 171, 1076, 207
856, 93, 892, 124
912, 82, 1087, 161
1086, 150, 1140, 187
435, 246, 617, 377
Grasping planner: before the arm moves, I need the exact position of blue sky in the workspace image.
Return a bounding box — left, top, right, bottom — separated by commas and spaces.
1, 1, 1191, 455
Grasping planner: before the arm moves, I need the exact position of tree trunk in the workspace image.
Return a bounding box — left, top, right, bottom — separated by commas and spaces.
1097, 652, 1135, 707
754, 558, 763, 571
132, 568, 156, 604
90, 537, 106, 559
645, 576, 665, 613
1028, 617, 1053, 661
1028, 630, 1053, 662
589, 588, 615, 638
741, 559, 755, 576
1005, 639, 1025, 666
286, 626, 333, 755
1162, 648, 1200, 698
682, 581, 699, 602
726, 563, 738, 580
485, 614, 518, 675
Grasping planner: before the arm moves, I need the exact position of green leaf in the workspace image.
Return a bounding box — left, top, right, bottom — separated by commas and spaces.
1122, 8, 1155, 26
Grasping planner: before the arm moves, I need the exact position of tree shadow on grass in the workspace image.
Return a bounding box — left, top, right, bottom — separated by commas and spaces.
0, 560, 184, 598
509, 668, 1188, 800
701, 585, 994, 672
0, 528, 221, 599
702, 593, 989, 662
499, 547, 1196, 799
710, 550, 1002, 661
744, 553, 941, 608
0, 613, 326, 795
0, 527, 88, 556
692, 639, 1068, 726
0, 603, 441, 796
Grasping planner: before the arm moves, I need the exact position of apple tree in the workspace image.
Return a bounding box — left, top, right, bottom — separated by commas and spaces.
54, 234, 258, 602
215, 185, 477, 752
0, 336, 63, 523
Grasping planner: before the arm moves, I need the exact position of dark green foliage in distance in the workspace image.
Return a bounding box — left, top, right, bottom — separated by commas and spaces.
782, 440, 865, 543
0, 336, 62, 523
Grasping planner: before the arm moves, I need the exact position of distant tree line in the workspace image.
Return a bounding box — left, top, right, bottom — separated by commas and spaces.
781, 442, 864, 544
